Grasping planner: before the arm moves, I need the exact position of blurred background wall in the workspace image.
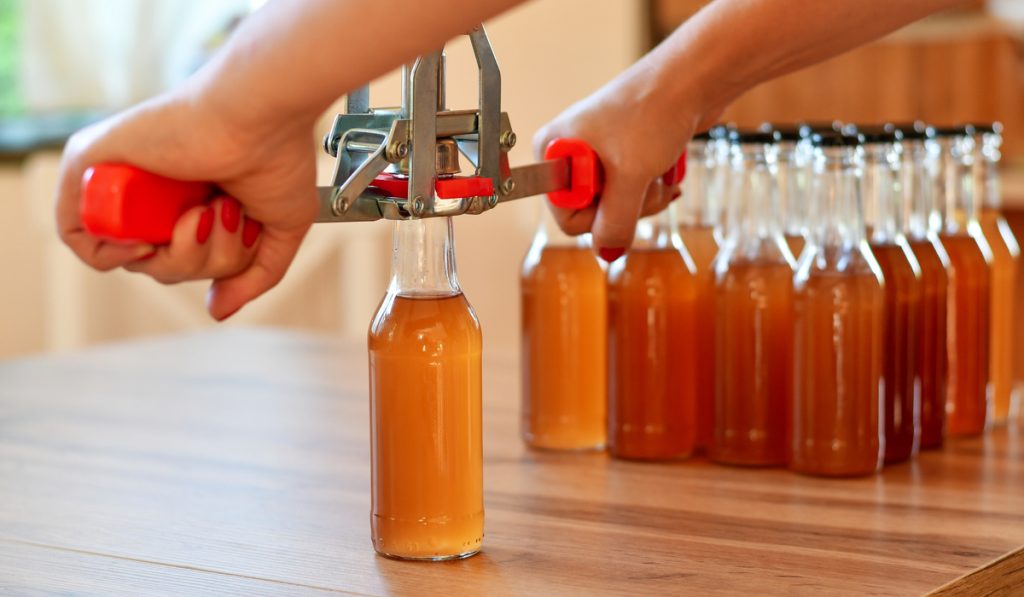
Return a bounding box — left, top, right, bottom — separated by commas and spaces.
1, 0, 1023, 366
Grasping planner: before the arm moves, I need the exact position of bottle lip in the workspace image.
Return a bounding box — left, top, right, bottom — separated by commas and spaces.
964, 122, 1003, 135
797, 120, 845, 135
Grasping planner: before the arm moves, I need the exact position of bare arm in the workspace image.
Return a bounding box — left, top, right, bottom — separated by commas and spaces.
57, 0, 526, 320
537, 0, 971, 256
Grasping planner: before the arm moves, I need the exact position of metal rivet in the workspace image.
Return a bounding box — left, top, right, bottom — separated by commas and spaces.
333, 195, 349, 215
502, 179, 515, 194
487, 195, 498, 207
395, 142, 409, 159
500, 131, 517, 150
412, 196, 425, 215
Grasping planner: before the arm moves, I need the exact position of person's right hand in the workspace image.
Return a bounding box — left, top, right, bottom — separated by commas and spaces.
56, 84, 320, 320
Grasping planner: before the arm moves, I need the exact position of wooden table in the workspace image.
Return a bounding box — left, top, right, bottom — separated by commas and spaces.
1, 329, 1021, 596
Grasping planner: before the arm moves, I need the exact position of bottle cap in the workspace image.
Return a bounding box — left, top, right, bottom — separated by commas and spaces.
932, 124, 975, 137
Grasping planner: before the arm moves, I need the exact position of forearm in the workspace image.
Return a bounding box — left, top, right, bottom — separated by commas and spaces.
645, 0, 970, 126
187, 0, 525, 129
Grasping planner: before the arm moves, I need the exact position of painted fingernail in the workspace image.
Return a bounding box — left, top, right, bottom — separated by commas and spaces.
196, 207, 215, 244
221, 198, 241, 233
598, 247, 625, 263
242, 216, 262, 248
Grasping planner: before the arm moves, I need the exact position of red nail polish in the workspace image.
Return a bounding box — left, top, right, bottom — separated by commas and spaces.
221, 198, 241, 233
598, 247, 625, 263
196, 208, 215, 244
242, 217, 262, 248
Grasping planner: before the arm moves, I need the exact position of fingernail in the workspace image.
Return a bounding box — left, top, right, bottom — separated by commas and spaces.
671, 189, 682, 200
242, 216, 262, 248
598, 247, 625, 263
196, 207, 215, 244
221, 198, 241, 233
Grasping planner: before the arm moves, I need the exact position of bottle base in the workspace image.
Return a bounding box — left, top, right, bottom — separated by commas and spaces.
375, 548, 481, 562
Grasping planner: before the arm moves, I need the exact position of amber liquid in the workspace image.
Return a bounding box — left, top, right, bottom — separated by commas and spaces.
792, 268, 884, 477
978, 208, 1020, 422
908, 239, 950, 450
608, 248, 699, 460
521, 246, 607, 450
368, 293, 483, 560
679, 224, 718, 451
712, 260, 794, 466
870, 243, 922, 463
939, 233, 991, 437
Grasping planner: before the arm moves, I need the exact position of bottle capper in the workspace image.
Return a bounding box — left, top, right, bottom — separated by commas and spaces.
80, 26, 686, 243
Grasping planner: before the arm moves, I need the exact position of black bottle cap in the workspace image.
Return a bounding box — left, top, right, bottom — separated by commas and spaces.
856, 124, 903, 144
932, 124, 975, 137
758, 122, 804, 142
728, 129, 780, 145
812, 130, 864, 147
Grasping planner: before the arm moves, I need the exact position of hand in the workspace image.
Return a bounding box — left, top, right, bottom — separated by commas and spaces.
534, 65, 722, 260
56, 86, 319, 320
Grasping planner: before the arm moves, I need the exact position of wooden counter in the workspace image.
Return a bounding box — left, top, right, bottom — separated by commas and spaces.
0, 329, 1021, 595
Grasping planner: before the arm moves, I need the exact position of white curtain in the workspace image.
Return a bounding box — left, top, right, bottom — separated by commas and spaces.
21, 0, 251, 111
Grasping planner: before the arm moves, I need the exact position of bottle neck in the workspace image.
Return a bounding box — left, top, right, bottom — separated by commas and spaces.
977, 131, 1002, 210
388, 217, 461, 297
903, 139, 940, 240
778, 140, 810, 237
939, 134, 978, 234
677, 139, 721, 228
726, 143, 783, 248
634, 203, 679, 250
863, 141, 904, 244
810, 145, 867, 252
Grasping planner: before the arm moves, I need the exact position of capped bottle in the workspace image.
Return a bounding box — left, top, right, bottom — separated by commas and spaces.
888, 122, 950, 450
676, 128, 724, 452
368, 217, 483, 560
970, 123, 1020, 423
861, 126, 923, 464
608, 208, 699, 460
935, 126, 993, 437
791, 132, 884, 477
520, 207, 607, 451
711, 130, 795, 467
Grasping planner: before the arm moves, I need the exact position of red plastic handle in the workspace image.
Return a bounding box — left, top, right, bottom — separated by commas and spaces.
81, 164, 214, 244
543, 138, 686, 210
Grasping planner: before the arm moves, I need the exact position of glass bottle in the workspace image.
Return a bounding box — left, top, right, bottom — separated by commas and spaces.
762, 124, 813, 258
676, 129, 723, 452
608, 208, 699, 460
368, 216, 483, 561
710, 131, 795, 467
971, 123, 1020, 423
861, 126, 923, 464
889, 122, 950, 450
791, 132, 884, 477
520, 207, 607, 450
935, 126, 993, 437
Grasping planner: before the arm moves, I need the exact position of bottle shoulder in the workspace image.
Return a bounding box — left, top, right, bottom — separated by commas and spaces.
368, 293, 481, 354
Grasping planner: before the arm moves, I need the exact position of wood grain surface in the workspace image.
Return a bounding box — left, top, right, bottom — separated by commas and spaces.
0, 329, 1021, 596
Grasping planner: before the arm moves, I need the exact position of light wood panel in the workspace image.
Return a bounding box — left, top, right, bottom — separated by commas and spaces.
0, 329, 1022, 594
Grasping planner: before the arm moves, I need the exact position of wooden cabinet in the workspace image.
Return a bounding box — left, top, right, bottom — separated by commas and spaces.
651, 3, 1024, 159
